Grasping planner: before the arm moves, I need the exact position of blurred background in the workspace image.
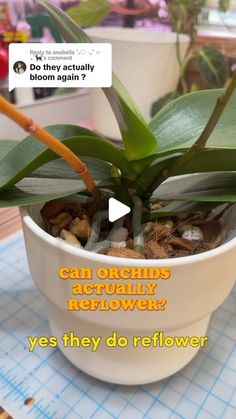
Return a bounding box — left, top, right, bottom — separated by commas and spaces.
0, 0, 236, 140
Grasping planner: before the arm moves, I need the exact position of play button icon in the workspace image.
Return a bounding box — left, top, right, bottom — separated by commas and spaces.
108, 198, 131, 222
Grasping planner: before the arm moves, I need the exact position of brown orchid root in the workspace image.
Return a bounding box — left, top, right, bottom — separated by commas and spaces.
0, 95, 101, 200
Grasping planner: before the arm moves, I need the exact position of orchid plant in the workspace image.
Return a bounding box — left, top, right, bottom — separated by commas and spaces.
0, 0, 236, 243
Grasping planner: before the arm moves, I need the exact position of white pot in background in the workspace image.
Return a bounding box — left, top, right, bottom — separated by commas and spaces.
20, 204, 236, 385
86, 27, 190, 140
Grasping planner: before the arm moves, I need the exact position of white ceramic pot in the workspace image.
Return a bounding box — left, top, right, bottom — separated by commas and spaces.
20, 204, 236, 385
86, 27, 190, 140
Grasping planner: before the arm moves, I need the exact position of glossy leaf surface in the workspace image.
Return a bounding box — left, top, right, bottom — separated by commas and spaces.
0, 125, 132, 191
150, 89, 236, 157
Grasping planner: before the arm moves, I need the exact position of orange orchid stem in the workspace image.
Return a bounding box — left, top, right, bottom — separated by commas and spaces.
0, 95, 101, 199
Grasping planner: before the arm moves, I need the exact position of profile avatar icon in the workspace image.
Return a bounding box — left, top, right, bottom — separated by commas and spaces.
13, 61, 27, 74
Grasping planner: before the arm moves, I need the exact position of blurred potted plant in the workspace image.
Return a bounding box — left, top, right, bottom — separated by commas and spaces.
207, 0, 236, 9
151, 0, 230, 115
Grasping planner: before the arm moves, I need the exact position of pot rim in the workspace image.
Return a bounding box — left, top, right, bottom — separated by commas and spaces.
85, 27, 190, 44
20, 205, 236, 267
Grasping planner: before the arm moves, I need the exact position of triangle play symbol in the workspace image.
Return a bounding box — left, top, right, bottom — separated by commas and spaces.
108, 198, 131, 222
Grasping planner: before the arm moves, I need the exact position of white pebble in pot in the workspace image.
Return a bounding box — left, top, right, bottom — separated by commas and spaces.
177, 224, 192, 234
182, 226, 203, 242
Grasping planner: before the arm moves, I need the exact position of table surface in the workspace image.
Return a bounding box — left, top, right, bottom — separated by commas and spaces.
0, 232, 236, 419
0, 208, 22, 240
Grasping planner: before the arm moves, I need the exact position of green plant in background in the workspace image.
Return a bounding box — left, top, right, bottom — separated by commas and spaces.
0, 0, 236, 252
151, 43, 229, 116
167, 0, 206, 37
63, 0, 230, 116
152, 0, 230, 116
219, 0, 231, 12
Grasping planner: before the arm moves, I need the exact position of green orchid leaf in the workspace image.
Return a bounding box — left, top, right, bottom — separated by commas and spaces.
38, 0, 157, 161
151, 92, 180, 118
0, 140, 18, 159
149, 89, 236, 157
144, 201, 221, 221
30, 156, 112, 180
138, 149, 236, 195
67, 0, 109, 27
155, 173, 236, 202
175, 149, 236, 175
105, 76, 157, 160
0, 156, 115, 208
196, 46, 228, 87
136, 155, 181, 193
0, 178, 86, 207
0, 124, 132, 191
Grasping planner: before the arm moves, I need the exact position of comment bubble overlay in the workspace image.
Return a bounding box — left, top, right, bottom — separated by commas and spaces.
9, 43, 112, 91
